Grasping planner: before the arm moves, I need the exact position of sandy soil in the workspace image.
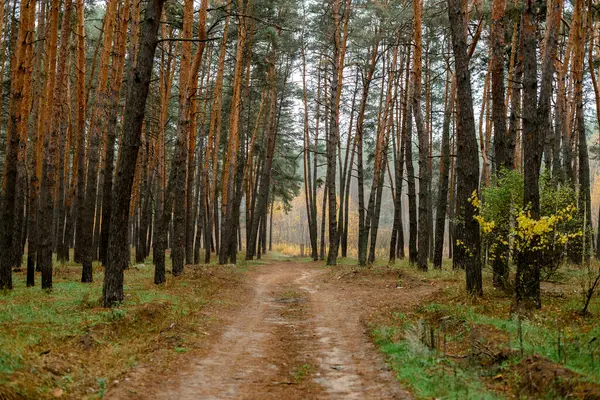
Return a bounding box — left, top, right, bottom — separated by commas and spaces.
109, 261, 437, 399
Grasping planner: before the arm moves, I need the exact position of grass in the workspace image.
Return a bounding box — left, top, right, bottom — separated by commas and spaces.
290, 363, 315, 383
0, 254, 247, 399
373, 326, 501, 399
413, 294, 600, 383
366, 260, 600, 399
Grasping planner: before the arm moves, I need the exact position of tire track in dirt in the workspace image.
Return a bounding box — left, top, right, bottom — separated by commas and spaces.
294, 268, 411, 399
118, 262, 419, 399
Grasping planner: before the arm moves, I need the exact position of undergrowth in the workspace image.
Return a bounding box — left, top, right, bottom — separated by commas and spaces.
369, 262, 600, 399
0, 254, 246, 399
373, 326, 501, 399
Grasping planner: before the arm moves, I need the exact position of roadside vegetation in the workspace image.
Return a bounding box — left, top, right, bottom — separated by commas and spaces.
324, 258, 600, 400
0, 255, 247, 399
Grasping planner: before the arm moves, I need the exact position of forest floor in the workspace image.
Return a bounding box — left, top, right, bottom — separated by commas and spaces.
2, 253, 600, 399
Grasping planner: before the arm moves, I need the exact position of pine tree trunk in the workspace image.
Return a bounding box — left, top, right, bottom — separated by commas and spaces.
405, 101, 418, 265
81, 0, 118, 282
103, 0, 165, 307
320, 188, 327, 261
73, 0, 86, 265
39, 0, 72, 289
246, 58, 278, 261
203, 5, 230, 264
12, 0, 36, 275
100, 0, 130, 265
389, 47, 406, 264
338, 72, 358, 259
448, 0, 482, 295
433, 69, 454, 269
515, 0, 560, 309
590, 21, 600, 258
26, 0, 48, 283
516, 1, 541, 308
413, 0, 429, 272
573, 0, 590, 262
325, 0, 341, 266
356, 45, 379, 266
368, 154, 387, 264
220, 0, 249, 265
0, 0, 36, 289
301, 44, 318, 261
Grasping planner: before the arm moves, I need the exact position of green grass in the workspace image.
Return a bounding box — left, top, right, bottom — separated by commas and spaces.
415, 299, 600, 384
291, 363, 315, 383
373, 326, 501, 399
365, 260, 600, 398
0, 255, 246, 399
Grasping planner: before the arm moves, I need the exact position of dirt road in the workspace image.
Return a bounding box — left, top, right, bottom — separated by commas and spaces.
114, 262, 421, 399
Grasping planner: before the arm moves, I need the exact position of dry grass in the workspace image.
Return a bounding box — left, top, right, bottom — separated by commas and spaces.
0, 258, 247, 399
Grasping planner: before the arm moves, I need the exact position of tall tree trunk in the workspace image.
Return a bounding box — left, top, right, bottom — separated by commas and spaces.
301, 41, 318, 260
334, 0, 352, 260
413, 0, 429, 271
203, 5, 231, 264
81, 0, 118, 282
0, 0, 35, 289
590, 19, 600, 258
153, 18, 174, 280
338, 71, 358, 259
489, 0, 511, 288
406, 100, 418, 265
574, 0, 590, 262
516, 0, 541, 308
74, 0, 87, 264
448, 0, 482, 295
100, 0, 130, 265
491, 0, 508, 171
325, 0, 342, 266
103, 0, 165, 307
390, 46, 407, 264
155, 0, 208, 279
356, 44, 380, 266
433, 67, 454, 269
220, 1, 250, 265
246, 57, 278, 261
515, 0, 560, 309
38, 0, 71, 289
26, 0, 48, 284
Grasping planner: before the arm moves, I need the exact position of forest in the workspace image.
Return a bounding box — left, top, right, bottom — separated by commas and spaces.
1, 0, 600, 398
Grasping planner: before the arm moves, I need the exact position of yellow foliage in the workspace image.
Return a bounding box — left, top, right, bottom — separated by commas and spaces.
470, 192, 581, 257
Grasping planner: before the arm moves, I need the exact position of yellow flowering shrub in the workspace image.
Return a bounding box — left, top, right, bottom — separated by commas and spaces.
468, 170, 583, 272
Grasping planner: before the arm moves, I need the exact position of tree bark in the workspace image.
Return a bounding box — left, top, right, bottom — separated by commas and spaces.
0, 0, 36, 289
413, 0, 429, 272
103, 0, 166, 307
220, 0, 250, 265
433, 68, 454, 269
38, 0, 71, 289
246, 56, 278, 261
515, 0, 560, 309
100, 0, 130, 265
448, 0, 482, 295
325, 0, 342, 266
356, 44, 380, 266
81, 0, 118, 282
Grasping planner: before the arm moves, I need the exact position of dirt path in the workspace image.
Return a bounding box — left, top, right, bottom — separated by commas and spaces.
115, 262, 424, 399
